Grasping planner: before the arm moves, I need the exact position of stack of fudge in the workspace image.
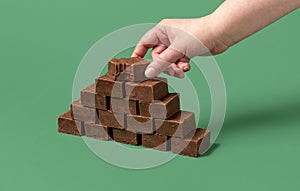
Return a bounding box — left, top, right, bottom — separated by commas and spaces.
58, 57, 210, 157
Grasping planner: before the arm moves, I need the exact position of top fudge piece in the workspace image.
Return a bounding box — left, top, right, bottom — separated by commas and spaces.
108, 57, 150, 82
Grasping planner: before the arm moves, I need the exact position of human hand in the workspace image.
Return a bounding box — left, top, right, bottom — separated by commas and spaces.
131, 16, 230, 78
132, 0, 300, 79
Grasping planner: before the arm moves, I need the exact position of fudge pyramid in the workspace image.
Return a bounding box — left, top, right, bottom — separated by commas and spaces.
58, 57, 210, 157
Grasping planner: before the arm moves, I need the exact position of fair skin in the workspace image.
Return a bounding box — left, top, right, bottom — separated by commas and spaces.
132, 0, 300, 78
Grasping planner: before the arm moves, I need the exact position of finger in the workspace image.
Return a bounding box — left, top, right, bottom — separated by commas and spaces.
163, 66, 175, 76
131, 27, 159, 58
159, 46, 184, 64
173, 69, 185, 78
151, 45, 167, 60
176, 56, 190, 72
170, 63, 185, 78
177, 61, 191, 72
132, 44, 151, 58
145, 44, 184, 78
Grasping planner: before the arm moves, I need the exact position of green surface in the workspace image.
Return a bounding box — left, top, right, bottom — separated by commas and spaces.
1, 0, 300, 190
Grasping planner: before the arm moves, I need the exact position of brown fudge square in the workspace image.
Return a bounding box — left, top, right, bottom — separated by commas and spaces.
126, 114, 155, 134
155, 111, 196, 138
95, 74, 124, 98
136, 79, 171, 117
81, 84, 109, 110
142, 133, 170, 151
171, 128, 210, 157
139, 101, 151, 117
122, 62, 149, 82
125, 78, 168, 102
108, 57, 149, 82
110, 98, 138, 115
108, 57, 146, 76
84, 122, 111, 140
71, 99, 98, 124
148, 93, 180, 119
98, 110, 125, 129
58, 110, 84, 136
112, 128, 141, 145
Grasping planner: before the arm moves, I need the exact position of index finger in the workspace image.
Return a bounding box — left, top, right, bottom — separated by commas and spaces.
131, 44, 153, 58
131, 27, 159, 58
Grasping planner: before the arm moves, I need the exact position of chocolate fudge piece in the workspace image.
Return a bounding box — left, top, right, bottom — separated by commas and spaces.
139, 101, 151, 117
95, 74, 124, 98
108, 57, 146, 76
125, 78, 168, 102
155, 111, 196, 138
85, 122, 111, 140
149, 93, 180, 119
110, 98, 138, 115
58, 110, 84, 136
126, 114, 154, 134
98, 110, 125, 129
71, 99, 98, 124
108, 57, 149, 82
171, 128, 210, 157
112, 128, 141, 145
142, 133, 170, 151
139, 83, 171, 117
81, 84, 109, 110
121, 62, 149, 82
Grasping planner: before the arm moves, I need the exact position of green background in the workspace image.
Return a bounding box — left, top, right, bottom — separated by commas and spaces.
1, 0, 299, 190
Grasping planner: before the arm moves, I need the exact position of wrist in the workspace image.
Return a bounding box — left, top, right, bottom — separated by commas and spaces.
195, 15, 231, 55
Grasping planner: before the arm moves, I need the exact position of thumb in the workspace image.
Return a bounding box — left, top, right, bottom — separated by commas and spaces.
145, 45, 184, 78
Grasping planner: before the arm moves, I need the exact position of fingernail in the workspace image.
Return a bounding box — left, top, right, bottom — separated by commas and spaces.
145, 67, 156, 78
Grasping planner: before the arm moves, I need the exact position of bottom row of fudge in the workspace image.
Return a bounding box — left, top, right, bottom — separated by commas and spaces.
58, 110, 210, 157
